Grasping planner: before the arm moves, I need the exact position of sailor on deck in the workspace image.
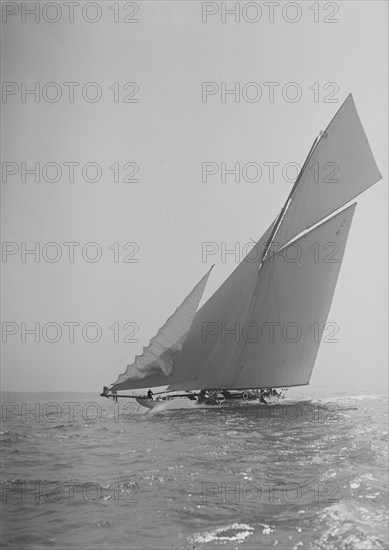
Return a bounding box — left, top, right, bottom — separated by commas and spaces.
259, 390, 268, 404
198, 390, 207, 404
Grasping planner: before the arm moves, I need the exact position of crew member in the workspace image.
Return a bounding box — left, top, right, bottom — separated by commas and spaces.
198, 390, 207, 404
259, 389, 268, 405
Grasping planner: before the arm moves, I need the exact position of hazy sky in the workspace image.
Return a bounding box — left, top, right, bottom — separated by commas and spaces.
1, 1, 387, 391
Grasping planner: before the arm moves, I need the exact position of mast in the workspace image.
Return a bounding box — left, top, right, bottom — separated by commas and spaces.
232, 132, 326, 381
259, 131, 325, 267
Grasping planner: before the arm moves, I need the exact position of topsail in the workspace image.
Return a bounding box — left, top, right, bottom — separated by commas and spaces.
272, 94, 381, 250
109, 94, 382, 393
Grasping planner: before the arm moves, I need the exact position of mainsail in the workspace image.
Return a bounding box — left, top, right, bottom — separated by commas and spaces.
109, 94, 382, 392
201, 204, 356, 389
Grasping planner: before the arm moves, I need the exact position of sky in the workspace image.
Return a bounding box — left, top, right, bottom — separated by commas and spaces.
1, 0, 388, 391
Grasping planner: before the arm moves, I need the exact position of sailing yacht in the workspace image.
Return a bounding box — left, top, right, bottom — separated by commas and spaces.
101, 94, 382, 410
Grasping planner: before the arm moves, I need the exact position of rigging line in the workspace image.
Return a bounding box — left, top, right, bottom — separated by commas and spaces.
271, 200, 356, 261
289, 241, 318, 388
225, 183, 289, 252
248, 266, 275, 389
271, 258, 283, 334
270, 245, 295, 378
229, 256, 272, 386
201, 124, 326, 388
259, 131, 325, 267
222, 112, 317, 254
230, 131, 325, 381
256, 255, 284, 388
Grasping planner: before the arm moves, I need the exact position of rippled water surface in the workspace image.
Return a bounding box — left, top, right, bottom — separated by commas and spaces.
1, 388, 388, 549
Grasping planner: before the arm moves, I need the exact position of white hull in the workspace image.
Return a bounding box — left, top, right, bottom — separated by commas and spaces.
135, 394, 284, 411
135, 397, 159, 409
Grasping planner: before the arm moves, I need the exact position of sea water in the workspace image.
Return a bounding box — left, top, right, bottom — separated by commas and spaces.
1, 386, 388, 549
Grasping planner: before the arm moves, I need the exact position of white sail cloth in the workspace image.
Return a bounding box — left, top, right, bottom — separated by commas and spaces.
203, 204, 356, 388
110, 222, 275, 391
167, 204, 355, 389
273, 94, 381, 250
110, 95, 381, 392
166, 222, 275, 388
111, 267, 212, 391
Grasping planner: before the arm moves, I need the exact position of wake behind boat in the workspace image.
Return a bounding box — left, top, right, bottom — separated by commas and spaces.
100, 94, 382, 410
